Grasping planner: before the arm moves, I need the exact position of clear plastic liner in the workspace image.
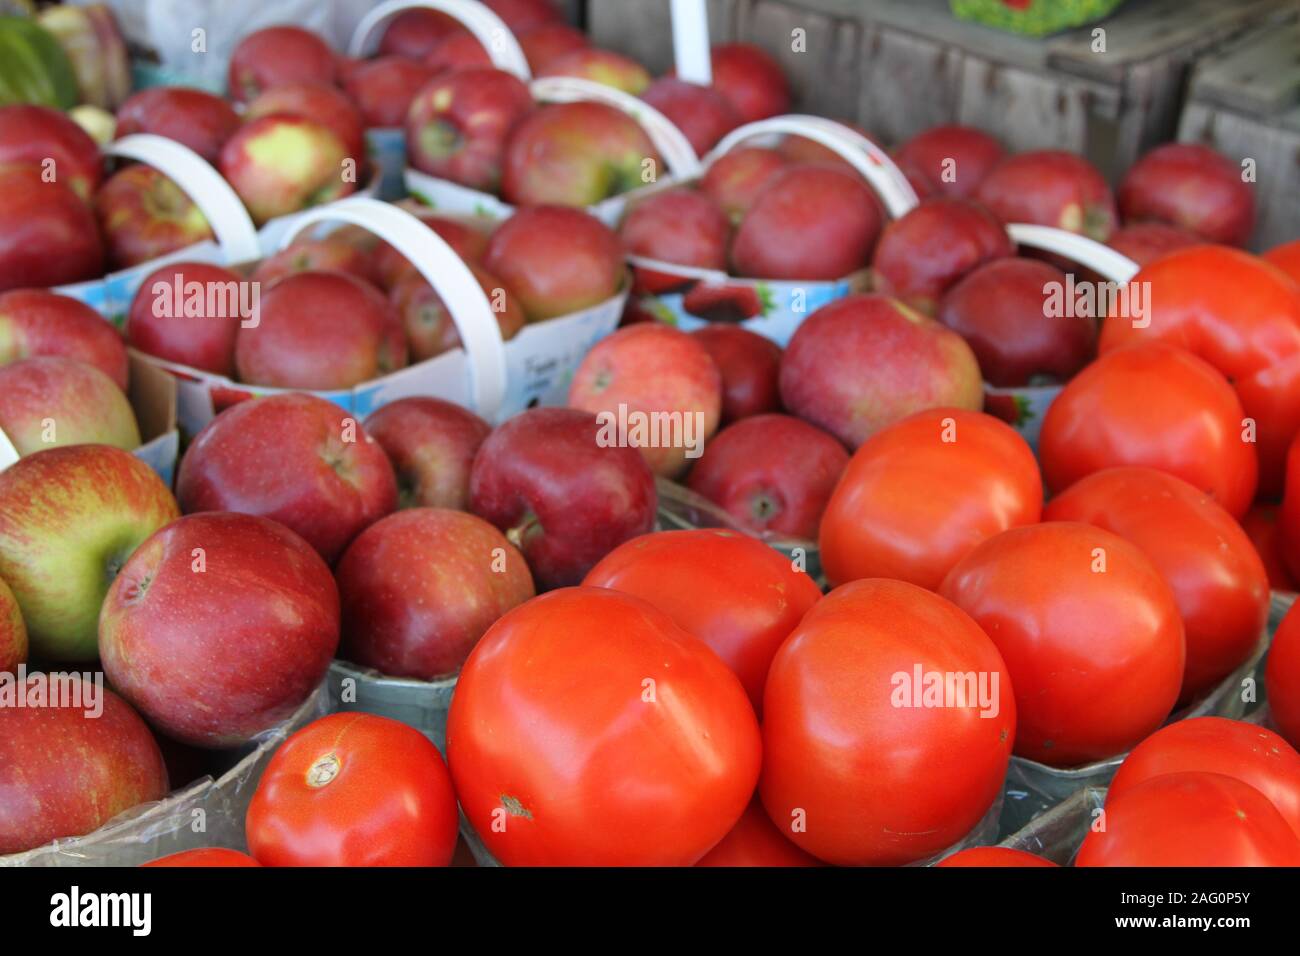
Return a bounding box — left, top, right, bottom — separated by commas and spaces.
995, 787, 1106, 865
0, 683, 329, 867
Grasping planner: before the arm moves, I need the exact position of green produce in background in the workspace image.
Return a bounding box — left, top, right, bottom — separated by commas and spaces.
950, 0, 1127, 37
37, 3, 131, 110
0, 16, 79, 109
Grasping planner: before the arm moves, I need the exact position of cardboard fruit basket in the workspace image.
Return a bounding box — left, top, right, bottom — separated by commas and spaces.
114, 195, 627, 439
628, 113, 919, 347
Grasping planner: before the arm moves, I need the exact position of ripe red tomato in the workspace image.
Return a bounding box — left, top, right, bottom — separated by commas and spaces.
1241, 503, 1298, 591
1267, 602, 1300, 752
1277, 434, 1300, 582
1264, 239, 1300, 286
246, 713, 458, 867
447, 587, 761, 866
1099, 246, 1300, 497
695, 797, 823, 867
935, 846, 1057, 867
760, 578, 1015, 866
142, 848, 261, 867
940, 522, 1185, 767
583, 529, 821, 716
1108, 717, 1300, 841
819, 407, 1042, 590
1044, 467, 1268, 702
1076, 771, 1300, 866
1039, 343, 1257, 518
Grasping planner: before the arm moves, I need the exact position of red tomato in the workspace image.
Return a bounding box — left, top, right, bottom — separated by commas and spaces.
695, 797, 823, 867
447, 587, 761, 866
1267, 601, 1300, 752
1044, 467, 1268, 702
1099, 246, 1300, 497
1108, 717, 1300, 841
935, 846, 1057, 868
1077, 772, 1300, 866
819, 407, 1042, 590
1278, 434, 1300, 582
583, 529, 821, 716
246, 713, 458, 867
1264, 239, 1300, 286
1039, 343, 1257, 518
142, 848, 261, 867
940, 522, 1185, 767
760, 578, 1015, 866
1241, 503, 1298, 591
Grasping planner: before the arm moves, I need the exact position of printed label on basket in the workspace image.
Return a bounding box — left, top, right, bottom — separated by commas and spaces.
983, 383, 1062, 450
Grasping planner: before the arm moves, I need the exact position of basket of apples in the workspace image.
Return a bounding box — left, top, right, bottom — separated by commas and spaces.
119, 195, 629, 440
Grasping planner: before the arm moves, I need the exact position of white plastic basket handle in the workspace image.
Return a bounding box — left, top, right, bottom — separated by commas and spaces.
278, 197, 508, 420
706, 115, 919, 219
348, 0, 531, 80
0, 428, 19, 472
107, 135, 262, 264
529, 75, 702, 179
1007, 224, 1139, 284
670, 0, 712, 85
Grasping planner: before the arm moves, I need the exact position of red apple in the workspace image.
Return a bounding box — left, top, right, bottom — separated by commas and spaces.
94, 164, 214, 269
219, 114, 356, 225
423, 32, 495, 74
364, 397, 492, 510
404, 67, 534, 193
252, 235, 379, 286
227, 25, 336, 103
0, 444, 179, 661
687, 413, 849, 540
976, 150, 1118, 241
0, 357, 139, 455
343, 56, 437, 129
518, 22, 589, 72
0, 675, 167, 854
242, 82, 367, 166
500, 100, 663, 207
620, 187, 730, 293
640, 77, 741, 156
938, 257, 1096, 387
871, 197, 1015, 313
482, 0, 562, 32
176, 392, 398, 563
731, 165, 883, 280
100, 512, 340, 747
482, 205, 624, 320
469, 407, 657, 589
373, 209, 489, 289
1118, 143, 1255, 247
702, 43, 790, 124
894, 124, 1006, 200
779, 293, 984, 448
0, 167, 104, 292
390, 263, 524, 361
0, 576, 23, 674
114, 87, 241, 166
377, 7, 469, 60
539, 48, 651, 95
125, 261, 246, 376
699, 146, 787, 223
690, 325, 783, 423
235, 270, 404, 390
0, 289, 128, 388
337, 508, 535, 679
1107, 222, 1203, 268
568, 322, 722, 477
0, 104, 103, 201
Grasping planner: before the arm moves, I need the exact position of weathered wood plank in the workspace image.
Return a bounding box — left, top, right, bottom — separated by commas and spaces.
742, 0, 862, 121
1188, 13, 1300, 117
585, 0, 737, 75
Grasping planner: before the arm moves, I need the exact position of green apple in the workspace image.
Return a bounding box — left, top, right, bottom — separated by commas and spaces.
0, 444, 179, 660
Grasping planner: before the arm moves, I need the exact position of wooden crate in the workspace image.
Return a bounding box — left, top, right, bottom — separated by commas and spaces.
587, 0, 1280, 180
1178, 11, 1300, 250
